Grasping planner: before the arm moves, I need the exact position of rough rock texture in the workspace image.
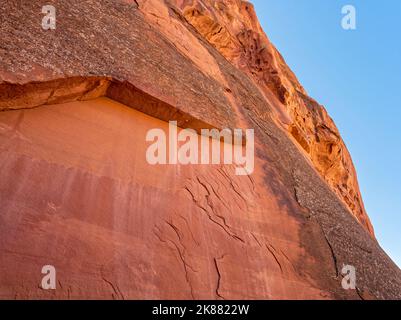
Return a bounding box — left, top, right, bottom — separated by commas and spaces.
172, 0, 373, 235
0, 0, 400, 299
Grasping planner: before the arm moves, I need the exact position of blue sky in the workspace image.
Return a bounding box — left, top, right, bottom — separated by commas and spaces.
251, 0, 401, 267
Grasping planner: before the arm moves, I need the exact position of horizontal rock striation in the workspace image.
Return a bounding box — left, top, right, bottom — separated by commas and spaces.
172, 0, 373, 235
0, 0, 399, 299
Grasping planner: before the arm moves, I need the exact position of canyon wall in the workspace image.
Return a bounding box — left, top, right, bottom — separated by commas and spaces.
169, 0, 373, 235
0, 0, 399, 299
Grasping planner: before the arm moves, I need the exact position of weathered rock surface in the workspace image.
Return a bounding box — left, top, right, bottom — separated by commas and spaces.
171, 0, 373, 235
0, 0, 399, 299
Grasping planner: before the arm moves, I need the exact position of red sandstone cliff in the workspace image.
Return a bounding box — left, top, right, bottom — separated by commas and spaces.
168, 0, 373, 236
0, 0, 399, 299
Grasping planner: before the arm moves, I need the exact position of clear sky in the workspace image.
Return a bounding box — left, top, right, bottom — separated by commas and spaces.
251, 0, 401, 267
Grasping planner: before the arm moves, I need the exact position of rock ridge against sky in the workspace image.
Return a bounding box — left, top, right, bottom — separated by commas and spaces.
0, 0, 400, 299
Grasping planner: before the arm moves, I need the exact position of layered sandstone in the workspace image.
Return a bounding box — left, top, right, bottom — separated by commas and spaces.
0, 0, 399, 300
170, 0, 373, 235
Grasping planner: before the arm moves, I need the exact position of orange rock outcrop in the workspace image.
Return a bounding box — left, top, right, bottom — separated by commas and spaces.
169, 0, 373, 235
0, 0, 399, 300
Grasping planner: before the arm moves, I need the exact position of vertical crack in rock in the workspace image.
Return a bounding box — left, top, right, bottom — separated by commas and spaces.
278, 248, 297, 274
153, 223, 197, 299
293, 180, 339, 279
213, 255, 226, 300
264, 243, 283, 274
250, 232, 262, 247
216, 167, 249, 209
101, 276, 125, 300
253, 232, 297, 277
292, 168, 341, 280
321, 228, 339, 278
355, 287, 364, 300
178, 214, 200, 246
184, 175, 246, 244
201, 175, 232, 214
100, 265, 125, 300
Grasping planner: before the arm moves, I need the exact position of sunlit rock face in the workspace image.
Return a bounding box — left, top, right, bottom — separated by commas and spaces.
0, 97, 339, 299
169, 0, 373, 236
0, 0, 400, 299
